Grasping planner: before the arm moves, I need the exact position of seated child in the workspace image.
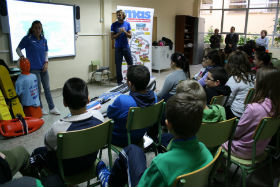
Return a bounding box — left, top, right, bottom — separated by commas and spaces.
107, 65, 157, 147
225, 51, 255, 119
223, 67, 280, 159
15, 58, 42, 118
176, 80, 227, 123
204, 67, 231, 104
0, 146, 39, 185
31, 77, 104, 176
157, 52, 189, 101
96, 92, 213, 187
252, 50, 273, 72
198, 49, 224, 87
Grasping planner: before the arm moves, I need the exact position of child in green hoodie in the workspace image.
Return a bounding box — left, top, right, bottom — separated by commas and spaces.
176, 79, 226, 122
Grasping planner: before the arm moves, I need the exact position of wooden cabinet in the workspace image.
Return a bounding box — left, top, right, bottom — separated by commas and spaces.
175, 15, 204, 65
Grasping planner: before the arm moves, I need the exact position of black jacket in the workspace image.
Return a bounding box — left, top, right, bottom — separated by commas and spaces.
205, 85, 232, 105
225, 33, 239, 52
210, 34, 221, 49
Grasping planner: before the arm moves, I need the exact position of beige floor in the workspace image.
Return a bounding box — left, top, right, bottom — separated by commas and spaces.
1, 64, 279, 187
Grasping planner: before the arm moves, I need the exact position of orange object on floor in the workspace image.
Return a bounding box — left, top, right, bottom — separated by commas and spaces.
0, 117, 44, 137
23, 106, 42, 118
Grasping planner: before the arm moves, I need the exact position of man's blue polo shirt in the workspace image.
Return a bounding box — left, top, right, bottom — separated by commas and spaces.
18, 34, 48, 70
111, 21, 131, 48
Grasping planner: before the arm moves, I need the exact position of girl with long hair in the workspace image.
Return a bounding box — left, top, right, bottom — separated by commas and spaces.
223, 67, 280, 159
157, 52, 190, 101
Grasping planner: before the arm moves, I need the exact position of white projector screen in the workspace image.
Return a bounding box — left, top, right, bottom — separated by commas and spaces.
6, 0, 76, 61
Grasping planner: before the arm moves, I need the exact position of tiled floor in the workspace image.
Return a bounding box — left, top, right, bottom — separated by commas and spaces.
0, 64, 279, 187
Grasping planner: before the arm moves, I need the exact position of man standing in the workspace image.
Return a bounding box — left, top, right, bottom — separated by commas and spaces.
111, 10, 133, 85
210, 28, 221, 49
225, 26, 239, 54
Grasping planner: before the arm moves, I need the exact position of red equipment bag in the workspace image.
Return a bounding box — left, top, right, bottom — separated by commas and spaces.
0, 114, 44, 137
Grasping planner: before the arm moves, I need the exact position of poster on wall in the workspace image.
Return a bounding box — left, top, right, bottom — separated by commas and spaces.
117, 6, 154, 78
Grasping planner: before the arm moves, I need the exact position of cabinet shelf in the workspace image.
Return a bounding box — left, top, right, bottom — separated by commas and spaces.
175, 15, 204, 65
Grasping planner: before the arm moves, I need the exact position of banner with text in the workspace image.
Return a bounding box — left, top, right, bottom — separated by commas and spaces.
117, 6, 154, 79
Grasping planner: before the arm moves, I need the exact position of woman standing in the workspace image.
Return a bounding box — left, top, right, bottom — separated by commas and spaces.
16, 20, 60, 115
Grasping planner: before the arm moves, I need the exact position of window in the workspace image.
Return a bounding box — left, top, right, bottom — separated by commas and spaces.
200, 10, 222, 33
223, 10, 246, 33
201, 0, 222, 9
226, 0, 248, 9
200, 0, 280, 47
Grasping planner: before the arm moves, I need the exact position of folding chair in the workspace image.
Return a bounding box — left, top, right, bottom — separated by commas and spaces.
56, 120, 114, 186
197, 117, 238, 186
173, 147, 222, 187
112, 100, 166, 155
244, 88, 255, 105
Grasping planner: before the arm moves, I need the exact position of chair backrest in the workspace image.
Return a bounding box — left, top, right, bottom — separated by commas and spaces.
271, 58, 280, 70
173, 147, 222, 187
244, 88, 255, 105
210, 95, 227, 106
126, 99, 165, 144
56, 120, 113, 178
197, 117, 237, 149
251, 117, 280, 164
126, 99, 165, 131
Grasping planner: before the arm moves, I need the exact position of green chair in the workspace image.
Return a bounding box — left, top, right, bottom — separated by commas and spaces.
197, 117, 237, 150
197, 117, 238, 186
210, 95, 228, 106
244, 88, 255, 105
223, 117, 280, 187
56, 120, 114, 186
89, 60, 100, 82
173, 147, 222, 187
112, 100, 166, 155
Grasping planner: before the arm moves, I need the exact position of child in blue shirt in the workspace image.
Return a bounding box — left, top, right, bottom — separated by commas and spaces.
15, 58, 42, 118
107, 65, 157, 147
198, 50, 224, 87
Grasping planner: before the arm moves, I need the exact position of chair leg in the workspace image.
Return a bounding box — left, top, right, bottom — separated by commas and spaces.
99, 149, 103, 159
231, 165, 240, 182
270, 157, 274, 185
240, 167, 247, 187
154, 144, 158, 156
225, 164, 229, 187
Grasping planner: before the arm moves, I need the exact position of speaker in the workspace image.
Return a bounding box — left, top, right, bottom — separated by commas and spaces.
0, 0, 9, 33
74, 5, 80, 33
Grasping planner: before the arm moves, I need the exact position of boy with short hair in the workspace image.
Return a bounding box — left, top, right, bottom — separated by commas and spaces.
107, 65, 157, 147
138, 92, 213, 186
96, 92, 213, 187
204, 67, 231, 105
31, 77, 104, 176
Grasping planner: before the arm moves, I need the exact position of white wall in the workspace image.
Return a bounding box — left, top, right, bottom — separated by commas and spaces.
0, 0, 196, 90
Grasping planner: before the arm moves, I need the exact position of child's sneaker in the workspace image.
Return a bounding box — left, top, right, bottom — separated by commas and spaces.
49, 107, 61, 115
96, 161, 110, 187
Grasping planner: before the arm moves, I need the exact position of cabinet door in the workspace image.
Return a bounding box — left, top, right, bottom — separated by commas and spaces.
152, 46, 171, 70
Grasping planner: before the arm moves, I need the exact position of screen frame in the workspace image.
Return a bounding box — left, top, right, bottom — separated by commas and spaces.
6, 0, 76, 61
